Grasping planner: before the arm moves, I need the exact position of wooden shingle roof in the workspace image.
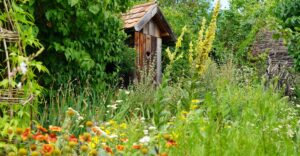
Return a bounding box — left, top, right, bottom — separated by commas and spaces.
122, 2, 176, 42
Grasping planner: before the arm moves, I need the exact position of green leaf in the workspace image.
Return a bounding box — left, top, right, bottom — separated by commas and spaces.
88, 5, 100, 15
68, 0, 79, 7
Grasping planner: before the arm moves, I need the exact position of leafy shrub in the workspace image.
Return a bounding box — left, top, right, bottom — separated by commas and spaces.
33, 0, 134, 88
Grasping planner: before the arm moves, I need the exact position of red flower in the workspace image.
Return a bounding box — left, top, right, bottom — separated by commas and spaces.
41, 144, 54, 154
132, 144, 142, 149
116, 145, 125, 151
69, 135, 78, 143
104, 146, 113, 154
49, 126, 62, 132
21, 128, 31, 141
79, 133, 91, 142
33, 133, 47, 141
37, 125, 48, 133
47, 133, 57, 143
166, 139, 177, 148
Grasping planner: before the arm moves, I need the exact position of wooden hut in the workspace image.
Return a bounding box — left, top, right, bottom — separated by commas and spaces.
122, 2, 176, 83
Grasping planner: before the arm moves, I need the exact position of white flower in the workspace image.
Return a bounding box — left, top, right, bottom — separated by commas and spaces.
143, 130, 149, 135
108, 104, 118, 110
296, 105, 300, 108
141, 117, 145, 121
78, 116, 84, 121
20, 62, 27, 75
149, 126, 156, 130
125, 91, 130, 95
110, 134, 118, 139
93, 126, 110, 138
17, 82, 22, 89
79, 125, 84, 128
116, 100, 123, 103
139, 136, 150, 144
287, 129, 295, 138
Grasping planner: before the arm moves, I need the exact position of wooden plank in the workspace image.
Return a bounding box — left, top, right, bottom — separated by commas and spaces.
134, 32, 140, 68
143, 23, 149, 35
156, 38, 162, 84
146, 35, 151, 59
139, 33, 145, 68
149, 20, 155, 36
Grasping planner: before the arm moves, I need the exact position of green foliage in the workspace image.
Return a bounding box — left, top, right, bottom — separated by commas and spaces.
274, 0, 300, 71
33, 0, 134, 88
213, 0, 276, 65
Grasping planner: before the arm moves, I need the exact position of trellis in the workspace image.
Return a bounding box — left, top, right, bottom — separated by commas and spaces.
0, 0, 34, 117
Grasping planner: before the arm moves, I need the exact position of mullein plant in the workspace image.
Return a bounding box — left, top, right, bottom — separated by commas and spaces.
189, 0, 220, 76
165, 0, 220, 80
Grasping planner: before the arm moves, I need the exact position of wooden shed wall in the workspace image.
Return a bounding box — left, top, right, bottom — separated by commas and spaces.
134, 20, 162, 83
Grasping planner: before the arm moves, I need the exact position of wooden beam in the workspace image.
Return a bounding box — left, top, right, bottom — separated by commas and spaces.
156, 38, 162, 84
134, 6, 157, 31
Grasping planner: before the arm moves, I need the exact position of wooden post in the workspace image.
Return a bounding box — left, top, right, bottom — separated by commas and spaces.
156, 38, 162, 84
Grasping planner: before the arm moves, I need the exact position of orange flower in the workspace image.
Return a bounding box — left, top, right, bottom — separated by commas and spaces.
160, 152, 168, 156
33, 133, 47, 141
116, 145, 124, 151
104, 146, 113, 154
132, 144, 142, 150
21, 128, 31, 140
49, 126, 62, 132
120, 138, 128, 143
47, 133, 57, 143
79, 133, 91, 142
166, 140, 177, 148
41, 144, 54, 154
69, 135, 78, 143
37, 125, 48, 133
92, 127, 102, 135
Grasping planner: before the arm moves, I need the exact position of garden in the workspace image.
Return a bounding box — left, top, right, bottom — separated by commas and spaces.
0, 0, 300, 156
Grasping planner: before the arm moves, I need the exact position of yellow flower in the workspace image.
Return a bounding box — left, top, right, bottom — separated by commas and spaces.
89, 136, 100, 149
89, 149, 98, 156
120, 123, 127, 129
191, 99, 201, 104
18, 148, 27, 156
80, 145, 89, 152
109, 120, 116, 126
86, 121, 94, 127
31, 151, 39, 156
190, 104, 198, 110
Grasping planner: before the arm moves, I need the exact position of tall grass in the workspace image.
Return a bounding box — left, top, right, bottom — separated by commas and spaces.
166, 62, 300, 155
